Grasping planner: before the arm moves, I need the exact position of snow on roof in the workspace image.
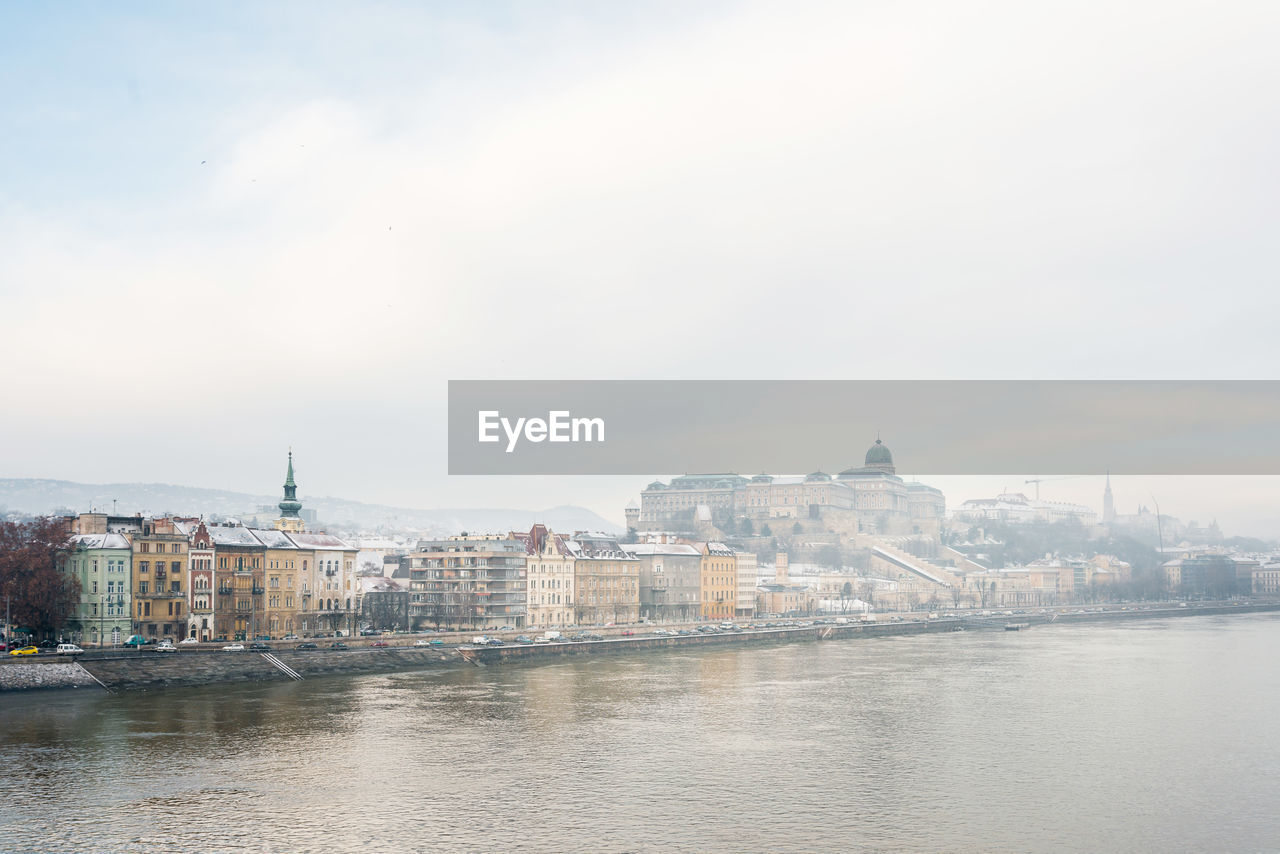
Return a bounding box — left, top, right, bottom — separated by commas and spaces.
286, 532, 354, 550
253, 529, 297, 549
71, 533, 131, 550
208, 526, 265, 547
624, 543, 700, 556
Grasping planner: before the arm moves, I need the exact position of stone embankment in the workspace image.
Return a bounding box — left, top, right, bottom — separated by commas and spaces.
3, 602, 1278, 693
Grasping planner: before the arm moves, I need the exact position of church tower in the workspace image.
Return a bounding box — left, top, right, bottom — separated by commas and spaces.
274, 450, 306, 532
1102, 470, 1115, 525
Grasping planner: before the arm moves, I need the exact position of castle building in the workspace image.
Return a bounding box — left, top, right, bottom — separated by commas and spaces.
635, 438, 945, 537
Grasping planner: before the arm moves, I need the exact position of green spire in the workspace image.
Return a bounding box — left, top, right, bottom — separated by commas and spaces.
279, 449, 302, 518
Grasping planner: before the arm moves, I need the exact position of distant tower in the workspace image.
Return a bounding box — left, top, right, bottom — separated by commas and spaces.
274, 450, 305, 532
624, 499, 640, 532
1103, 470, 1115, 525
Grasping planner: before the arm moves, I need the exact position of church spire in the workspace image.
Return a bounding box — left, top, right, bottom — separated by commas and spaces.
277, 449, 303, 525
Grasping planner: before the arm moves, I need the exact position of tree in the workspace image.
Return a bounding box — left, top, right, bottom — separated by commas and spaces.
760, 523, 772, 537
0, 518, 78, 640
857, 579, 877, 610
840, 581, 854, 614
817, 544, 843, 570
739, 517, 754, 537
792, 521, 804, 535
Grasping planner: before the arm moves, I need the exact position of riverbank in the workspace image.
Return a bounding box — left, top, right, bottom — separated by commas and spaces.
3, 601, 1277, 693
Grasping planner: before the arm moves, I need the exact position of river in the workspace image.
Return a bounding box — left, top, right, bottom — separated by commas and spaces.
2, 612, 1278, 852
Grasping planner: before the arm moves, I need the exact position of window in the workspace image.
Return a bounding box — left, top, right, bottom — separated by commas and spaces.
139, 581, 148, 594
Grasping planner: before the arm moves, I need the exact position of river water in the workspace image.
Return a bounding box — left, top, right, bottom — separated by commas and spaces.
2, 613, 1278, 853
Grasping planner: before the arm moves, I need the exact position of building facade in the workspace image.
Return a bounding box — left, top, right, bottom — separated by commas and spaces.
132, 517, 190, 641
569, 533, 640, 625
513, 525, 575, 628
628, 542, 702, 623
636, 438, 945, 537
700, 542, 737, 621
63, 533, 133, 647
408, 534, 529, 630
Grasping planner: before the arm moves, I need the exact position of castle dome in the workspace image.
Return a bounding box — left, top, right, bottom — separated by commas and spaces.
865, 438, 893, 467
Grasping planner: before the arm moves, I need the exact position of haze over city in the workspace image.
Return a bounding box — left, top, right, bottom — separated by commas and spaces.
4, 1, 1280, 537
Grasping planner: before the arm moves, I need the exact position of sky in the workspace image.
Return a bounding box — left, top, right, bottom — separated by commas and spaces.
2, 1, 1279, 537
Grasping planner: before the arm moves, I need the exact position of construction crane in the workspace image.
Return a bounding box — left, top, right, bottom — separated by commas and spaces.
1024, 475, 1083, 500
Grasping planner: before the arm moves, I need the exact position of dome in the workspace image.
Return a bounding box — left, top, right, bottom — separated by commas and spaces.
646, 481, 667, 490
805, 470, 831, 482
865, 438, 893, 467
750, 473, 774, 484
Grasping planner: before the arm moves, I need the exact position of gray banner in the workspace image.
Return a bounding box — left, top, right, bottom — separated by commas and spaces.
448, 380, 1280, 475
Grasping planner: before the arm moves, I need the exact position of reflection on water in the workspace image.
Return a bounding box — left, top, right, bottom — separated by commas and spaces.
3, 614, 1280, 852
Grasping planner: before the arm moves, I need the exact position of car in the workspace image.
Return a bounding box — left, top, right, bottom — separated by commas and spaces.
281, 634, 300, 641
222, 643, 245, 651
155, 641, 177, 653
57, 643, 85, 655
498, 626, 514, 631
329, 642, 349, 650
8, 645, 38, 656
248, 642, 271, 651
485, 638, 504, 646
38, 639, 58, 650
179, 637, 199, 645
359, 629, 378, 636
534, 636, 551, 643
370, 640, 390, 648
295, 642, 318, 650
621, 630, 635, 636
122, 635, 146, 648
515, 635, 533, 644
414, 639, 432, 646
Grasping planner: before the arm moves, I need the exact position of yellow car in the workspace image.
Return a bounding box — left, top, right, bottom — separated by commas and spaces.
8, 645, 38, 656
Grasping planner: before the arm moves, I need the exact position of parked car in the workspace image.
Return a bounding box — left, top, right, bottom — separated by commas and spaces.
179, 637, 199, 645
485, 638, 504, 646
413, 639, 432, 646
248, 642, 271, 651
295, 642, 318, 650
56, 643, 85, 655
221, 643, 245, 651
8, 645, 38, 656
370, 640, 389, 648
329, 642, 349, 650
122, 635, 146, 648
515, 635, 533, 644
38, 639, 58, 650
281, 634, 300, 641
155, 641, 177, 652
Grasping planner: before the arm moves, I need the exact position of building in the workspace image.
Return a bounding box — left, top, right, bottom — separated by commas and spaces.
568, 533, 640, 625
62, 532, 132, 647
756, 553, 817, 616
131, 517, 190, 641
207, 524, 267, 641
256, 527, 303, 639
512, 525, 575, 628
627, 542, 703, 622
635, 438, 945, 538
699, 542, 737, 621
409, 534, 529, 630
953, 492, 1098, 527
187, 521, 216, 642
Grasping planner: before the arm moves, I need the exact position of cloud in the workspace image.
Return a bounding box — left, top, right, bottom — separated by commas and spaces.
2, 0, 1279, 525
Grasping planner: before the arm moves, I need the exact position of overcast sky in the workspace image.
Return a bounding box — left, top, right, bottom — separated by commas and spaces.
2, 1, 1279, 537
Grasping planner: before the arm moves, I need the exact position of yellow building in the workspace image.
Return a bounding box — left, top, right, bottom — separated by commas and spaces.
258, 529, 304, 638
132, 517, 189, 641
699, 542, 737, 621
569, 533, 640, 625
513, 525, 575, 628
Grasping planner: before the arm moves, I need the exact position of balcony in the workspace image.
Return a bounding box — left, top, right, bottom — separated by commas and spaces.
155, 570, 167, 580
217, 586, 234, 596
